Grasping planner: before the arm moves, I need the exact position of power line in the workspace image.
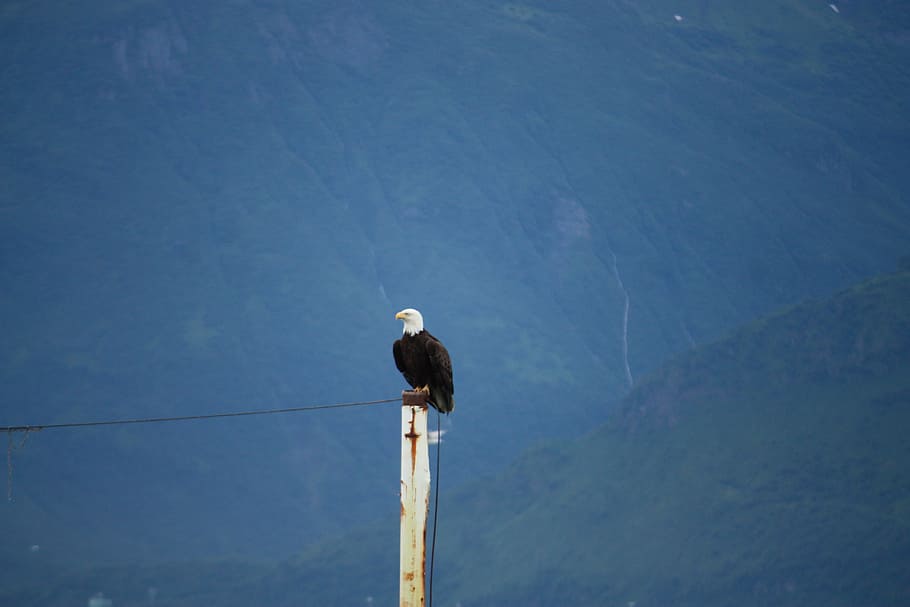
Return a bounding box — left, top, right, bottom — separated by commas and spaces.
3, 396, 400, 502
428, 409, 442, 607
0, 397, 400, 433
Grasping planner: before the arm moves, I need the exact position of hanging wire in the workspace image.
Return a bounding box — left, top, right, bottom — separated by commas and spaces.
1, 396, 399, 501
0, 397, 399, 433
428, 409, 442, 607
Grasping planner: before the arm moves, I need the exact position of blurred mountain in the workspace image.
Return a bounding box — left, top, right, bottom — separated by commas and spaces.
428, 268, 910, 607
242, 268, 910, 607
1, 0, 909, 578
244, 270, 910, 607
10, 263, 908, 607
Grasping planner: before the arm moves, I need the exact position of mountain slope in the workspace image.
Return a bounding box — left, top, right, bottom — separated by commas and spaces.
2, 0, 909, 572
242, 268, 909, 607
437, 268, 910, 606
10, 269, 908, 606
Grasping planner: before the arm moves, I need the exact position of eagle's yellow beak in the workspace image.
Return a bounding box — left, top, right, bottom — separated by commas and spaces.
395, 311, 405, 320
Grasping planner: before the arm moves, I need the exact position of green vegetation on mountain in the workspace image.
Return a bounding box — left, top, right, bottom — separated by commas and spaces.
8, 269, 907, 606
257, 269, 909, 607
1, 0, 909, 591
432, 268, 910, 607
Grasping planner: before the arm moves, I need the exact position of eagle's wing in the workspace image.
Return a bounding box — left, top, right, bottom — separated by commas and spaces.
393, 339, 407, 374
425, 335, 454, 395
393, 339, 417, 387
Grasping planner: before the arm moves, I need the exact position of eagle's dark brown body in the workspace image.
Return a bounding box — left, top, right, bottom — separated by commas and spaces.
393, 329, 454, 414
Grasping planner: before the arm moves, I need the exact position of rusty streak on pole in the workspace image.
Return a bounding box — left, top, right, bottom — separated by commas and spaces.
400, 390, 430, 607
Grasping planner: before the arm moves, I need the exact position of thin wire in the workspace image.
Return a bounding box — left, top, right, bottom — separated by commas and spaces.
2, 397, 399, 502
0, 397, 399, 433
428, 409, 441, 607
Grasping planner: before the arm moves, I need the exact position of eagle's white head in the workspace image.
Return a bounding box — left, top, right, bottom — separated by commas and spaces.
395, 308, 424, 336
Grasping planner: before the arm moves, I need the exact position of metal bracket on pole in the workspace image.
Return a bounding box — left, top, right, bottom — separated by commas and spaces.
400, 390, 429, 607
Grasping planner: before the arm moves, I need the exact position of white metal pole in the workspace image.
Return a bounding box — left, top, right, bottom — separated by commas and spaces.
400, 391, 430, 607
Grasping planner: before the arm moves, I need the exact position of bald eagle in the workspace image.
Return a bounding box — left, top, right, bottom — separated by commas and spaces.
393, 308, 454, 413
